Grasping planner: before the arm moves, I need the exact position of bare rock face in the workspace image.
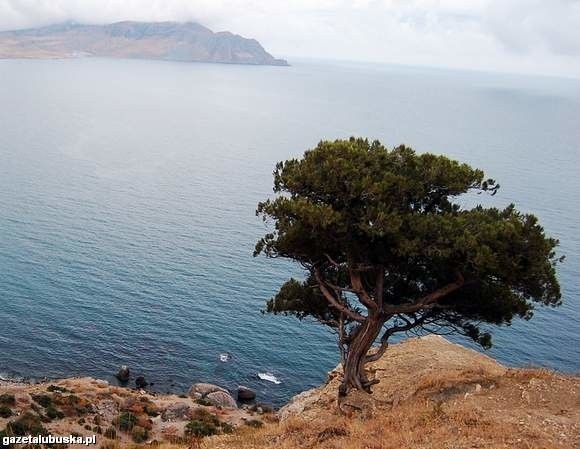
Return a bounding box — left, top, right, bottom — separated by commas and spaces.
188, 382, 237, 409
161, 402, 191, 421
0, 21, 289, 66
205, 391, 238, 409
188, 383, 228, 399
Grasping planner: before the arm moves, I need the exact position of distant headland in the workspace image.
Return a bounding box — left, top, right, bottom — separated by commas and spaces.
0, 21, 289, 66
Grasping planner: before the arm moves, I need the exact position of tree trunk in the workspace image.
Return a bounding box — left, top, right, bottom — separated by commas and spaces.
339, 316, 384, 396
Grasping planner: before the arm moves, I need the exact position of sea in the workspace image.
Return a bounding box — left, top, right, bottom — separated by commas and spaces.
0, 58, 578, 406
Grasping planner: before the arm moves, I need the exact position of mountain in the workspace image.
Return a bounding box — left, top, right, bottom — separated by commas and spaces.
0, 21, 288, 66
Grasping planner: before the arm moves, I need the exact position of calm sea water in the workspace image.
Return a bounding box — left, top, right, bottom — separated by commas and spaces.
0, 58, 579, 406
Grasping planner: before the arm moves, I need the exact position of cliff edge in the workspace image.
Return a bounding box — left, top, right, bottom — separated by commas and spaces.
1, 336, 578, 448
207, 335, 579, 449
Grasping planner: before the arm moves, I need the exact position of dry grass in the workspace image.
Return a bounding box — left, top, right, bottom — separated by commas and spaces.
3, 337, 577, 449
194, 396, 572, 449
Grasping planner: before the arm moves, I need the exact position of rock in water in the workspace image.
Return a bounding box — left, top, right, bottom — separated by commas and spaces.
135, 376, 147, 389
237, 386, 256, 402
116, 366, 130, 382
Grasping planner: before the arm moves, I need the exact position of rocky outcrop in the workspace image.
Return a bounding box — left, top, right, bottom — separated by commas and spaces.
161, 402, 191, 421
237, 386, 256, 402
188, 382, 237, 409
279, 335, 509, 421
206, 391, 238, 409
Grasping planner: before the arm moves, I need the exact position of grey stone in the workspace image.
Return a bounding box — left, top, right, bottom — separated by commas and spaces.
205, 391, 238, 409
237, 386, 256, 402
116, 365, 130, 382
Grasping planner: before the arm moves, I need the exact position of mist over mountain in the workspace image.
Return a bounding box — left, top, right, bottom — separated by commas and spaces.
0, 21, 288, 66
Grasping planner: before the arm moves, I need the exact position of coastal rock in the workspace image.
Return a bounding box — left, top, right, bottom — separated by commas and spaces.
161, 403, 191, 421
188, 383, 228, 399
116, 366, 130, 382
135, 376, 147, 389
205, 391, 238, 409
237, 386, 256, 402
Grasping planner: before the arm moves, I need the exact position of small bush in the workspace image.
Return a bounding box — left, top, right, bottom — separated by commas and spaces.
31, 394, 52, 408
0, 395, 15, 406
190, 408, 220, 426
144, 404, 160, 417
131, 425, 149, 443
185, 420, 218, 437
6, 412, 46, 436
46, 385, 69, 393
245, 419, 263, 428
45, 406, 64, 420
103, 427, 117, 439
117, 411, 137, 432
0, 407, 12, 418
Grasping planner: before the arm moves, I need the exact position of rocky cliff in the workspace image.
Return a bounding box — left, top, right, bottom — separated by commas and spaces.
1, 337, 578, 448
0, 22, 288, 66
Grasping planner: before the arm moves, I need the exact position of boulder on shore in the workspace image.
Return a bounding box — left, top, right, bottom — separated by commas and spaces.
116, 365, 130, 382
188, 382, 237, 409
237, 386, 256, 401
188, 382, 228, 399
206, 391, 238, 409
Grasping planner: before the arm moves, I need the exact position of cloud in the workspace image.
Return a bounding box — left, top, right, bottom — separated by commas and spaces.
0, 0, 579, 77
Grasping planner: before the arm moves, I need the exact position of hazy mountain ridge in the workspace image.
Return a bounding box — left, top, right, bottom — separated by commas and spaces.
0, 21, 288, 66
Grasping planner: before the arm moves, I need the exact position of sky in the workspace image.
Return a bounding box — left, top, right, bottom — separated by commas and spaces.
1, 0, 579, 78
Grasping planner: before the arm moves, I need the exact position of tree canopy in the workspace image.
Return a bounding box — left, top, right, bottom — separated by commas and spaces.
255, 138, 562, 395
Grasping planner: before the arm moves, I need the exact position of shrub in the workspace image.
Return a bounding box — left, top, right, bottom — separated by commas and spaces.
185, 420, 218, 437
46, 385, 69, 393
245, 419, 263, 428
6, 412, 46, 436
0, 395, 15, 406
117, 411, 137, 432
31, 394, 52, 408
103, 427, 117, 439
131, 425, 149, 443
0, 407, 12, 418
45, 406, 64, 420
190, 408, 220, 426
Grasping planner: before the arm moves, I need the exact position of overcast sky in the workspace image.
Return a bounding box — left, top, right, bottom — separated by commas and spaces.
1, 0, 579, 77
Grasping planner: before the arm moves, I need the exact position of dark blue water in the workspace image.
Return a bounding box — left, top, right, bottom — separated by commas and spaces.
0, 59, 579, 406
